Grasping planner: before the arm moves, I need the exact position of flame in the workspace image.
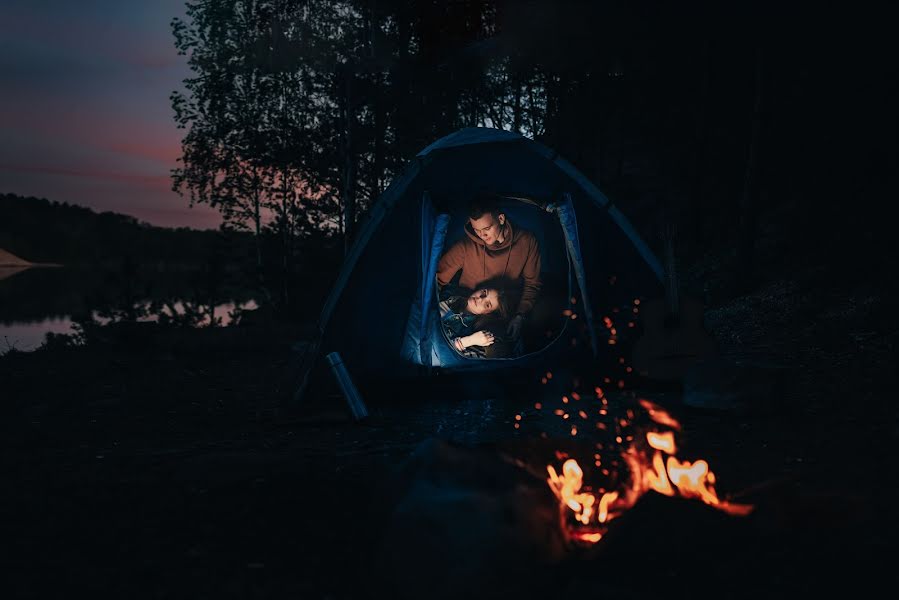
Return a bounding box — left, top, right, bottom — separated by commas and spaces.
597, 490, 618, 522
545, 399, 754, 546
646, 431, 676, 454
639, 398, 681, 430
547, 459, 622, 532
644, 450, 675, 496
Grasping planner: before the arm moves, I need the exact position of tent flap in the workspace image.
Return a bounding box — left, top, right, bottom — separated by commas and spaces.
551, 193, 600, 356
419, 195, 450, 364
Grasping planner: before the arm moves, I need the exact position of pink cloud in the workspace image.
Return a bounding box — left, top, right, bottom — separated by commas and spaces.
1, 96, 185, 169
106, 139, 182, 165
0, 164, 171, 187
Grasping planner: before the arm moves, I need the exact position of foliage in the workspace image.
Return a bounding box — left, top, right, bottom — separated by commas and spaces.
170, 0, 895, 297
170, 1, 555, 248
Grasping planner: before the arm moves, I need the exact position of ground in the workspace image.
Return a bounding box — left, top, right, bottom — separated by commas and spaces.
3, 249, 897, 599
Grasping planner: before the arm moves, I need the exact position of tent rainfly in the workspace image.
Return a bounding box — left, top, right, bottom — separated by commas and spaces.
295, 127, 664, 402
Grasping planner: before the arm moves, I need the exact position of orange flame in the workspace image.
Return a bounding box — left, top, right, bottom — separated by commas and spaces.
639, 398, 681, 430
546, 400, 754, 546
646, 431, 676, 454
547, 459, 622, 538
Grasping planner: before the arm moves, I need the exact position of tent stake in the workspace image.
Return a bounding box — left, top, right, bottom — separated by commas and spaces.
326, 352, 369, 421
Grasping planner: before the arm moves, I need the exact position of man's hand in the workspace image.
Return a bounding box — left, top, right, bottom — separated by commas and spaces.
506, 314, 524, 339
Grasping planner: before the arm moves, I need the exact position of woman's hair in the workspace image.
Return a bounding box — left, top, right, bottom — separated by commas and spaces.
483, 286, 511, 320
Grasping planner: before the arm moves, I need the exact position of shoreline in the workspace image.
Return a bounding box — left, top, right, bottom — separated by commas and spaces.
0, 262, 64, 268
0, 263, 63, 282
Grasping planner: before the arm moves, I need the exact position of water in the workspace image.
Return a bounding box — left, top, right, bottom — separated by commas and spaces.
0, 266, 259, 354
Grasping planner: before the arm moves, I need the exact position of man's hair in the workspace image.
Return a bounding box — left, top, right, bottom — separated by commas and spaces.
468, 192, 502, 220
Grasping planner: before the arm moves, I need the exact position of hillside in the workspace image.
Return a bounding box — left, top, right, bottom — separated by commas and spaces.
0, 193, 243, 266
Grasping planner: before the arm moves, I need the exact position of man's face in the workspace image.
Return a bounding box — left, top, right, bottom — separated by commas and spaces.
469, 212, 505, 245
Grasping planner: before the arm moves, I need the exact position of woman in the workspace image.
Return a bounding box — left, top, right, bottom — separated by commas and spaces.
438, 284, 510, 357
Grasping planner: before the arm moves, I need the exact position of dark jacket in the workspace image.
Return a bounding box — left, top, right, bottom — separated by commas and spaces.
437, 285, 514, 359
438, 286, 485, 358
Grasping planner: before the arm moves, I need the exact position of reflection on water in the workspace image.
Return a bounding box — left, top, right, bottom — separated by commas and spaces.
0, 266, 32, 282
2, 316, 75, 353
0, 265, 260, 354
1, 300, 258, 353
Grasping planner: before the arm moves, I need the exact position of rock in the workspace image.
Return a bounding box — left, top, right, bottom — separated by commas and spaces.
373, 438, 566, 599
683, 356, 792, 413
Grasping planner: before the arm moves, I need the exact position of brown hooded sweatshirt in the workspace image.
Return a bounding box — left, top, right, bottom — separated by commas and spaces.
436, 219, 542, 316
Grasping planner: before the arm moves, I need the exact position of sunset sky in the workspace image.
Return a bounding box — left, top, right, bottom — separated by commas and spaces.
0, 0, 222, 229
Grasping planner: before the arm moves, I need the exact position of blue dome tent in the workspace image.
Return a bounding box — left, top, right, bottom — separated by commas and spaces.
295, 127, 664, 403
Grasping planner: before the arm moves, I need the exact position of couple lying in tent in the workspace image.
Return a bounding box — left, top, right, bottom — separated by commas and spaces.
436, 193, 542, 359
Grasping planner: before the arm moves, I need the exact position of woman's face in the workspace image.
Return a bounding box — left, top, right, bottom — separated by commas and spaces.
466, 288, 500, 315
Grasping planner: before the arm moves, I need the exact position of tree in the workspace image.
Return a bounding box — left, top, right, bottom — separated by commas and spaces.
172, 0, 338, 303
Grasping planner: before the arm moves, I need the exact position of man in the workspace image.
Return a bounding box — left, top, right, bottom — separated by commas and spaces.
436, 194, 542, 345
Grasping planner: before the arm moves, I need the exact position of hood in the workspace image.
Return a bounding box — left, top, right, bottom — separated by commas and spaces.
463, 218, 521, 251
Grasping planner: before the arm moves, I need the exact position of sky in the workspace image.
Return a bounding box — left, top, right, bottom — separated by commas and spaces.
0, 0, 222, 229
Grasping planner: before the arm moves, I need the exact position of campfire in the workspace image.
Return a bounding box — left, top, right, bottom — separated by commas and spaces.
542, 396, 753, 546
524, 294, 754, 545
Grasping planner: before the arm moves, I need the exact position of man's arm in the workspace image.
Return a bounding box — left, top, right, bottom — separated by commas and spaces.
436, 239, 465, 287
516, 234, 542, 316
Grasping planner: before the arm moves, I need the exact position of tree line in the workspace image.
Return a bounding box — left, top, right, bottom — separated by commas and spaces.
0, 193, 230, 267
172, 0, 896, 303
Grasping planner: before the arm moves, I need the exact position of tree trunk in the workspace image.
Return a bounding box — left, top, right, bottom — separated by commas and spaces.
527, 82, 539, 136
281, 169, 292, 308
372, 77, 385, 201
544, 73, 561, 144
342, 67, 356, 258
251, 167, 271, 304
512, 75, 522, 133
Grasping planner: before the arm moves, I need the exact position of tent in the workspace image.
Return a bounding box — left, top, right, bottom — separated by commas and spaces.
296, 127, 664, 402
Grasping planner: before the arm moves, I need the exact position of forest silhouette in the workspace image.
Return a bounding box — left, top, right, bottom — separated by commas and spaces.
168, 0, 893, 308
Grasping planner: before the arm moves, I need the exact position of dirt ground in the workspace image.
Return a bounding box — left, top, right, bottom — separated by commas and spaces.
3, 255, 897, 599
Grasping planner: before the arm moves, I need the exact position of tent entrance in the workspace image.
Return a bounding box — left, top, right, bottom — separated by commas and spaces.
402, 192, 595, 369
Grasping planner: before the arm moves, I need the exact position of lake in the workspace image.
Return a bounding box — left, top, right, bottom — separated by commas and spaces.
0, 265, 259, 354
